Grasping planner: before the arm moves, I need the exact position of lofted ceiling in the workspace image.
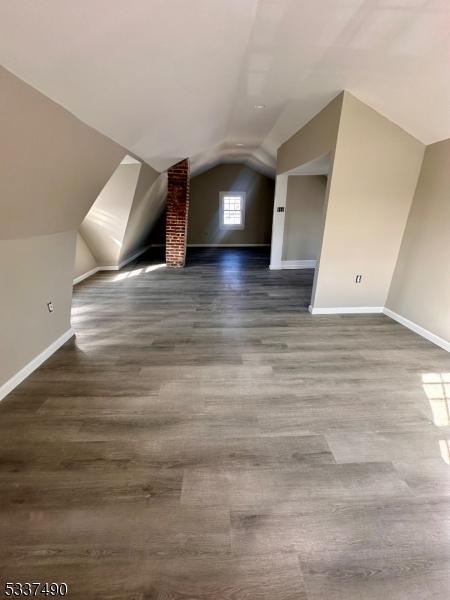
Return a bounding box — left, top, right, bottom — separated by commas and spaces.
1, 0, 449, 176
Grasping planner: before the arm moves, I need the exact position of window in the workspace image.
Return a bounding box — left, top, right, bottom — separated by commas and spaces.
220, 191, 245, 230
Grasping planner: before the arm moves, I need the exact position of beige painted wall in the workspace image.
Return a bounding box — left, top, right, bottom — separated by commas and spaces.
277, 93, 343, 174
80, 163, 142, 266
0, 232, 76, 386
74, 232, 97, 280
0, 66, 125, 239
120, 168, 167, 263
0, 69, 145, 393
312, 92, 425, 309
187, 164, 274, 245
282, 176, 327, 261
386, 139, 450, 342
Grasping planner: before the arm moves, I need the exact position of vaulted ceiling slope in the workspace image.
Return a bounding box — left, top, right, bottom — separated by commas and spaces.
1, 1, 449, 177
0, 66, 126, 239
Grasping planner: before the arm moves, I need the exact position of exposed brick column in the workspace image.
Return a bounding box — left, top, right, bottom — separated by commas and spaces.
166, 158, 190, 267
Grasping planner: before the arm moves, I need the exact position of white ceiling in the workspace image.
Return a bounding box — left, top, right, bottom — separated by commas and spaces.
1, 0, 449, 176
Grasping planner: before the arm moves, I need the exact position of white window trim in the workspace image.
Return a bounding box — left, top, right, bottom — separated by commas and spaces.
220, 191, 246, 230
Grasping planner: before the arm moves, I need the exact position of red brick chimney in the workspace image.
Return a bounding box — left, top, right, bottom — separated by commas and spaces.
166, 158, 190, 267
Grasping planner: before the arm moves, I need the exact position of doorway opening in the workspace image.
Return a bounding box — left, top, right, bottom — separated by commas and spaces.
269, 154, 330, 308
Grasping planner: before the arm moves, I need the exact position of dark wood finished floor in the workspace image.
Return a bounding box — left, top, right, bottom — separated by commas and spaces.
1, 248, 450, 599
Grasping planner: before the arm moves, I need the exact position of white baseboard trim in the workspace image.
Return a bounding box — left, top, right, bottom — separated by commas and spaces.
73, 267, 99, 285
383, 307, 449, 352
308, 304, 448, 352
119, 245, 151, 268
187, 244, 270, 248
281, 260, 317, 269
270, 260, 316, 270
97, 264, 121, 271
97, 245, 152, 272
0, 328, 75, 401
150, 243, 270, 249
309, 306, 384, 314
74, 247, 152, 283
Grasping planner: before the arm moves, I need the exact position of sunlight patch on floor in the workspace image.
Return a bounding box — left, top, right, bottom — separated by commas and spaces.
113, 263, 166, 282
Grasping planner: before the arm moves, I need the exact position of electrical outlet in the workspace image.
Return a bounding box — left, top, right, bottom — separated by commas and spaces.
47, 301, 54, 313
355, 275, 362, 284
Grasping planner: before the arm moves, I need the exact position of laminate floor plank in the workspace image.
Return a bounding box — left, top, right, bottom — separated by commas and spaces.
1, 247, 449, 599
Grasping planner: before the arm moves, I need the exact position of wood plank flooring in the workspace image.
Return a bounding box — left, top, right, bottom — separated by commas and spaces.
1, 247, 449, 599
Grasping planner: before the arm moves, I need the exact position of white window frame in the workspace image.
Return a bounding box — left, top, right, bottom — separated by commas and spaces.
220, 191, 246, 230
